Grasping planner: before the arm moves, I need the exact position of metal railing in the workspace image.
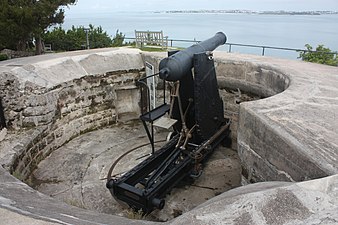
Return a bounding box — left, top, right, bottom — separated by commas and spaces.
226, 42, 338, 57
124, 37, 338, 58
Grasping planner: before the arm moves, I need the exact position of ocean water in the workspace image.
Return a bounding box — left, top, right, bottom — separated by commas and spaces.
63, 12, 338, 59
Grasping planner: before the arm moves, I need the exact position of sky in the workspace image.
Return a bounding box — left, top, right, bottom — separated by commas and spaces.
66, 0, 338, 15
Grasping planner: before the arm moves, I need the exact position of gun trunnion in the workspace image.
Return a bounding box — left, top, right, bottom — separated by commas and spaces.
106, 32, 231, 214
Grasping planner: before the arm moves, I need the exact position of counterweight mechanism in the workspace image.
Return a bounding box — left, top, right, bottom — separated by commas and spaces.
106, 32, 231, 214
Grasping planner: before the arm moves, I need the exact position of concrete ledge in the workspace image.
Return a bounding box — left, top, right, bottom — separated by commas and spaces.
170, 174, 338, 225
216, 54, 338, 181
0, 48, 338, 224
0, 166, 152, 225
0, 48, 143, 89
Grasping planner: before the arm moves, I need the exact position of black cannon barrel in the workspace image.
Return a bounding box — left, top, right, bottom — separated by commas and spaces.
159, 32, 227, 81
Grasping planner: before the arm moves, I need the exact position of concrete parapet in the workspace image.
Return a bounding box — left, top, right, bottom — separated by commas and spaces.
170, 174, 338, 225
214, 53, 338, 182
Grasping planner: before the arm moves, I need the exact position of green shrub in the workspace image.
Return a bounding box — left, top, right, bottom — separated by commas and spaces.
112, 30, 125, 47
299, 44, 338, 66
0, 54, 8, 61
43, 25, 122, 51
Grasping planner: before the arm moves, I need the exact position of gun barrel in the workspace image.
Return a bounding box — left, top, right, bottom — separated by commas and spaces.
159, 32, 227, 81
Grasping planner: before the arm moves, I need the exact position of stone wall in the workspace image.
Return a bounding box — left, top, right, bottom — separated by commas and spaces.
0, 48, 145, 180
2, 70, 143, 179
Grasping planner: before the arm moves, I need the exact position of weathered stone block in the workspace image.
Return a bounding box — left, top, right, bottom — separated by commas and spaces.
54, 127, 64, 139
215, 60, 247, 80
28, 145, 39, 159
22, 111, 55, 127
23, 104, 56, 117
0, 128, 7, 142
238, 103, 329, 182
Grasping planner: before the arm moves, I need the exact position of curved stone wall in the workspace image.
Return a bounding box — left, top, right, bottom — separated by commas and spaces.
215, 53, 338, 182
0, 48, 337, 224
0, 48, 144, 180
215, 57, 290, 98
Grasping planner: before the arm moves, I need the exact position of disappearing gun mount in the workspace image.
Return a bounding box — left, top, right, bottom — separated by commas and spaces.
106, 32, 231, 214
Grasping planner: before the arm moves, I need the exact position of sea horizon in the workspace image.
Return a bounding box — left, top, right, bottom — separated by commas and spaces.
62, 11, 338, 59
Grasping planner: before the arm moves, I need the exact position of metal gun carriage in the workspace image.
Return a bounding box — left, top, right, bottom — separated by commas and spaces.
106, 32, 231, 214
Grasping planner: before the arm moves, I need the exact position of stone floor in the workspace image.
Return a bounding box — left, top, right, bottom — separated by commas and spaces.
29, 120, 242, 222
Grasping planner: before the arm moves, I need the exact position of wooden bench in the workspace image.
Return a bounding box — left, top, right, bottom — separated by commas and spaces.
43, 43, 53, 53
135, 30, 168, 49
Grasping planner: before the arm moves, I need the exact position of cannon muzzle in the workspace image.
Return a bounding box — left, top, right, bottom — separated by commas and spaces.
159, 32, 226, 81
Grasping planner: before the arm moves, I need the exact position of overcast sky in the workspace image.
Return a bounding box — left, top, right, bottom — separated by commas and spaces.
66, 0, 338, 15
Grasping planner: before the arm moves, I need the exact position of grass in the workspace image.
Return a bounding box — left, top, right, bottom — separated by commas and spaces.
124, 43, 184, 52
12, 170, 35, 187
140, 46, 167, 52
125, 209, 147, 220
12, 170, 23, 181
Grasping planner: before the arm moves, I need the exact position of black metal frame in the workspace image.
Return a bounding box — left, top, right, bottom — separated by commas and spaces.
107, 122, 230, 213
137, 73, 168, 154
107, 51, 231, 214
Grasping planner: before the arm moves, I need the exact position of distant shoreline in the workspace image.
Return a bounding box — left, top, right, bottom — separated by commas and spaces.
155, 10, 338, 15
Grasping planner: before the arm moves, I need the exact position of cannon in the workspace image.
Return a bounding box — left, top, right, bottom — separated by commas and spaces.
159, 31, 227, 81
106, 32, 231, 214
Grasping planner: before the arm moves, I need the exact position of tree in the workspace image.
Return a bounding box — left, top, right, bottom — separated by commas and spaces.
112, 30, 125, 47
0, 0, 76, 54
88, 24, 113, 49
299, 44, 338, 66
43, 27, 68, 51
0, 1, 34, 50
32, 0, 77, 54
65, 26, 87, 50
43, 25, 115, 51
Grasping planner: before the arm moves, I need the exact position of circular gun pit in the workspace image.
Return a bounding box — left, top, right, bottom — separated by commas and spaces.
3, 49, 312, 224
24, 82, 261, 221
27, 112, 245, 222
